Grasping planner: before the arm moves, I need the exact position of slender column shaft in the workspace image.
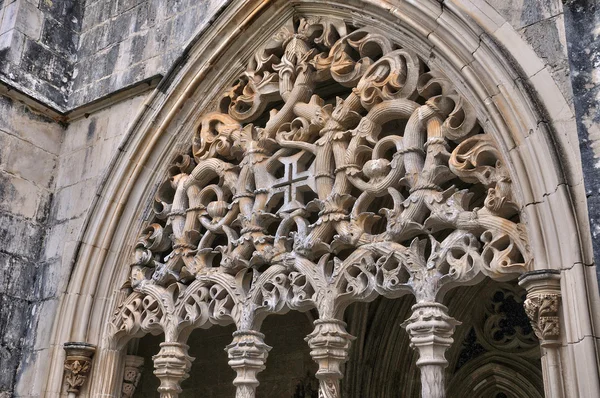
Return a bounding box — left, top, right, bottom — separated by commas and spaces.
226, 330, 271, 398
305, 319, 354, 398
519, 270, 564, 398
401, 303, 460, 398
152, 342, 194, 398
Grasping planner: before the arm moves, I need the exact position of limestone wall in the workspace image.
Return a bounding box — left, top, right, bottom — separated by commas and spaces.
0, 94, 63, 397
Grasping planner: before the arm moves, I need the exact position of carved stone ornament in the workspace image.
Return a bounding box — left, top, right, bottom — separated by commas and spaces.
519, 270, 561, 344
122, 355, 144, 398
523, 294, 560, 341
63, 342, 96, 396
109, 15, 530, 397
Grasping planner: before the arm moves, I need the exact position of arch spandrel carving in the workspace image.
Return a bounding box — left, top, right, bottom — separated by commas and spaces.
109, 14, 532, 398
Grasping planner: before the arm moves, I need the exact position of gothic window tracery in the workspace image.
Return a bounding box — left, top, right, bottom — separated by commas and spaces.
109, 15, 531, 398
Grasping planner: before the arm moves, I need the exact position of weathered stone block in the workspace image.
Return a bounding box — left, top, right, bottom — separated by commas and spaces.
0, 172, 44, 220
21, 39, 71, 85
3, 135, 57, 188
0, 212, 44, 259
0, 28, 25, 64
41, 16, 77, 60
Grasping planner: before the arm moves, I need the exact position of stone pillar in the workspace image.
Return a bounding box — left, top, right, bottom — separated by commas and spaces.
519, 270, 564, 398
305, 319, 355, 398
401, 303, 460, 398
152, 342, 194, 398
226, 330, 271, 398
122, 355, 144, 398
63, 342, 96, 398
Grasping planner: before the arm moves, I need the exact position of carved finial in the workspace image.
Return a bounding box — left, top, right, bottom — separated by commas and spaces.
63, 342, 96, 396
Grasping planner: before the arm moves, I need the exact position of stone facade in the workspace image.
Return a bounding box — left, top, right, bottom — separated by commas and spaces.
0, 1, 599, 397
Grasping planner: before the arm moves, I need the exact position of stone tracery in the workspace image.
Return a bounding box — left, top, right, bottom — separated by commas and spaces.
110, 15, 530, 398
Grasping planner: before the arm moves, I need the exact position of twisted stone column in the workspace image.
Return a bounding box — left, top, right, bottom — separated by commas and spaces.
402, 303, 460, 398
226, 330, 271, 398
153, 342, 194, 398
519, 270, 564, 398
306, 319, 355, 398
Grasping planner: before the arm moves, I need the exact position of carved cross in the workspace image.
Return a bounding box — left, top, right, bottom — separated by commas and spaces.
268, 151, 316, 213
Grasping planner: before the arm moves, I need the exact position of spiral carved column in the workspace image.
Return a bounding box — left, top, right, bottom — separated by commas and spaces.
402, 303, 460, 398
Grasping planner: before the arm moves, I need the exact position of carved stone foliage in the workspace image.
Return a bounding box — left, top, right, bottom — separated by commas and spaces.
63, 343, 96, 396
108, 14, 530, 396
524, 294, 560, 342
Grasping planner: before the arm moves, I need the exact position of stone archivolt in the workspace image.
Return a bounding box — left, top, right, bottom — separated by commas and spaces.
109, 16, 530, 398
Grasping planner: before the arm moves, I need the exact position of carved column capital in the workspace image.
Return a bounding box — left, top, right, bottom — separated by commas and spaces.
401, 303, 460, 398
226, 330, 272, 398
519, 269, 562, 346
122, 355, 145, 398
63, 342, 96, 396
306, 319, 355, 398
153, 342, 194, 398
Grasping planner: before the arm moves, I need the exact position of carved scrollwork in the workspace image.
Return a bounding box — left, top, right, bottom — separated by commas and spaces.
110, 16, 531, 396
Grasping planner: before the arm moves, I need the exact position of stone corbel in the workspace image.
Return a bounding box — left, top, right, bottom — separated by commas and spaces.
152, 342, 194, 398
63, 342, 96, 397
519, 269, 564, 398
226, 330, 272, 398
305, 319, 355, 398
122, 355, 145, 398
401, 303, 461, 398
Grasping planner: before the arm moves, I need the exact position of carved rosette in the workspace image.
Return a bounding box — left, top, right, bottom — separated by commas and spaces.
226, 330, 272, 398
305, 319, 355, 398
402, 303, 460, 398
122, 355, 144, 398
153, 343, 194, 398
63, 342, 96, 396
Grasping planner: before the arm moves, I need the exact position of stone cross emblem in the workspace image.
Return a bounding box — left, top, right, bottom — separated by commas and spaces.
268, 150, 316, 213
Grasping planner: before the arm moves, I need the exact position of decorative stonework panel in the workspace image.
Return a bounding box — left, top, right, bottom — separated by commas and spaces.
109, 15, 531, 398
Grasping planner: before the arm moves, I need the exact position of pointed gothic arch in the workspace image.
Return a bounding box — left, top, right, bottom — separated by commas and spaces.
42, 1, 599, 398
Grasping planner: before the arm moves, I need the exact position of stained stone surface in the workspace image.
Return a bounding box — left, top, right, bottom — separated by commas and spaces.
564, 0, 600, 274
0, 1, 597, 397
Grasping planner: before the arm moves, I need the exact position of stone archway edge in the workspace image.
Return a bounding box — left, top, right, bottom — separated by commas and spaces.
40, 1, 600, 397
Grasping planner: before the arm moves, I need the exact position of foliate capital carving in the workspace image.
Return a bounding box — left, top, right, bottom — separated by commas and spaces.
519, 270, 561, 345
306, 319, 355, 398
523, 294, 561, 342
63, 342, 96, 396
226, 330, 271, 396
153, 343, 194, 398
402, 303, 460, 398
122, 355, 145, 398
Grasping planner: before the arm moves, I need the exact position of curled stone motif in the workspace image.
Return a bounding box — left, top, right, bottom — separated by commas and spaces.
63, 342, 96, 396
109, 14, 531, 398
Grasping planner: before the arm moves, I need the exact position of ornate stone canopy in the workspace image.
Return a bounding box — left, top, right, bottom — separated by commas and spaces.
108, 14, 532, 398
